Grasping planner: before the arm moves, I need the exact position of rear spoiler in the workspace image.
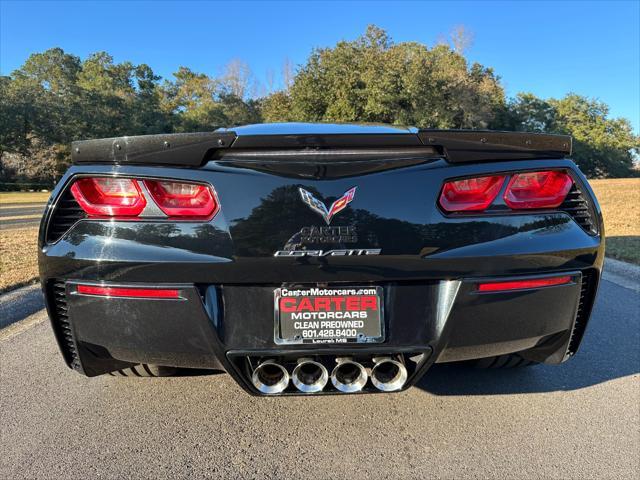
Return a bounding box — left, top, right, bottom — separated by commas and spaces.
417, 130, 572, 163
71, 132, 237, 167
71, 129, 572, 166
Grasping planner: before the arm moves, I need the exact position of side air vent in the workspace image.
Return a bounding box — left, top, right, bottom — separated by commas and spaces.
565, 269, 598, 358
49, 280, 81, 371
560, 183, 598, 235
46, 189, 86, 243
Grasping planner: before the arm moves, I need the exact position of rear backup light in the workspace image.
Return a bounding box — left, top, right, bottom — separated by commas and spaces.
76, 285, 180, 299
438, 175, 505, 212
70, 178, 146, 216
144, 180, 218, 218
503, 171, 573, 209
477, 276, 572, 292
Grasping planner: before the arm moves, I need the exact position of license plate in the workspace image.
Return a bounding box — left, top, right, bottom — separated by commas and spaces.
274, 286, 384, 344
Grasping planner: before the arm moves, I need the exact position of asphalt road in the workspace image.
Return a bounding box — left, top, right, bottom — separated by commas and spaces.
0, 202, 45, 229
1, 277, 638, 479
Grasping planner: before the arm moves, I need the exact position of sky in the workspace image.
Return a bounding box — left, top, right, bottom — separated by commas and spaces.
1, 0, 639, 133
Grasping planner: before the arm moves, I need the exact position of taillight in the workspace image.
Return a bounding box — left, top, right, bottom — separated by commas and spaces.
70, 177, 146, 216
143, 180, 218, 218
503, 171, 573, 209
70, 177, 219, 219
439, 170, 574, 213
438, 175, 506, 212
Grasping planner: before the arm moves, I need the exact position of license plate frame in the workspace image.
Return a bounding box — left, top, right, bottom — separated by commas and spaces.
274, 286, 384, 345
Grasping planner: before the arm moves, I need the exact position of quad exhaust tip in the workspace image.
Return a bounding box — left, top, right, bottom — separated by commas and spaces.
250, 356, 408, 395
370, 357, 408, 392
331, 358, 368, 393
251, 360, 289, 394
292, 358, 329, 393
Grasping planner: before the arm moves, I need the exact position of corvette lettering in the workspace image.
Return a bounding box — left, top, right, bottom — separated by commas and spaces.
274, 249, 381, 257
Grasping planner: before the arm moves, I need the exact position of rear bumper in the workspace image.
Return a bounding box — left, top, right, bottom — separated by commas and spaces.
43, 267, 599, 394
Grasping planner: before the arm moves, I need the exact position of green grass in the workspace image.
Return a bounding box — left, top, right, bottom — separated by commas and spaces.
605, 237, 640, 264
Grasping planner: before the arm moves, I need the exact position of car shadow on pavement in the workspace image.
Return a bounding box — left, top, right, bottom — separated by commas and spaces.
174, 368, 226, 377
416, 279, 640, 396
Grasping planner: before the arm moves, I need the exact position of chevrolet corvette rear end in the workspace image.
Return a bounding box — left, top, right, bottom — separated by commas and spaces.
38, 123, 604, 395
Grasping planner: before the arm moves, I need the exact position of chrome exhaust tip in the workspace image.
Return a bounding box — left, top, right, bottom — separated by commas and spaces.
292, 358, 329, 393
331, 358, 368, 393
251, 360, 289, 394
370, 357, 408, 392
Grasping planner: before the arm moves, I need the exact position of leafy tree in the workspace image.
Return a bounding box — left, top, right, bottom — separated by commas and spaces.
505, 93, 638, 177
219, 94, 261, 126
9, 48, 83, 146
268, 25, 505, 129
554, 95, 638, 177
161, 67, 228, 131
15, 47, 82, 95
1, 138, 69, 182
0, 76, 31, 159
76, 52, 137, 138
161, 66, 261, 131
261, 91, 294, 122
132, 64, 173, 134
500, 92, 557, 132
0, 48, 174, 181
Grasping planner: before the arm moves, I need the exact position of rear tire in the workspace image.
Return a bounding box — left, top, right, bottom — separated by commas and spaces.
108, 364, 178, 377
469, 354, 538, 369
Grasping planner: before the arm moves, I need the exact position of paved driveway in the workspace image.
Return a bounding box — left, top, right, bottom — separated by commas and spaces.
0, 202, 45, 230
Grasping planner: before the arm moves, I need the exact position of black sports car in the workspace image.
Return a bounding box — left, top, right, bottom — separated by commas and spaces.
38, 123, 604, 395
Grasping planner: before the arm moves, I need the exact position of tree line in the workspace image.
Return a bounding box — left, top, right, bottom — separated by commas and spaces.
1, 25, 637, 183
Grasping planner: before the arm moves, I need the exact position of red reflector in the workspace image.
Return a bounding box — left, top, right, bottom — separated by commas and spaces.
70, 177, 146, 216
477, 276, 572, 292
144, 180, 218, 218
439, 175, 506, 212
76, 285, 180, 299
503, 171, 573, 209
